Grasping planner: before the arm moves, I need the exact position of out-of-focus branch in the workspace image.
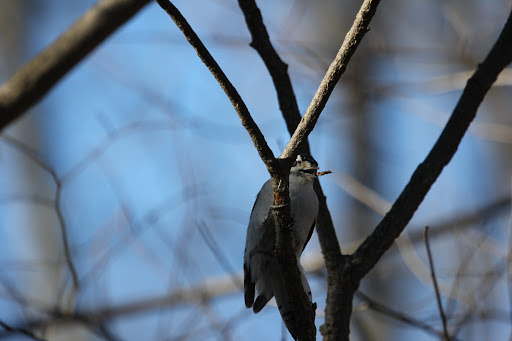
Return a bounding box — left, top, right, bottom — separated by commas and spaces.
424, 226, 450, 341
0, 320, 46, 341
0, 134, 79, 291
355, 291, 447, 339
0, 0, 152, 131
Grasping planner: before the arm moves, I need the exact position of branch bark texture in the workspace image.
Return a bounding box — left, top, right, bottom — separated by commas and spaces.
0, 0, 152, 131
155, 0, 275, 167
281, 0, 381, 159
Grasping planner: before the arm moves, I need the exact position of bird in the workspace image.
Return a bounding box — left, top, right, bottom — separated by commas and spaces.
244, 153, 319, 338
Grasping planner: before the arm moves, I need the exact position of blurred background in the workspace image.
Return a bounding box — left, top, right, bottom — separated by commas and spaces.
1, 0, 512, 340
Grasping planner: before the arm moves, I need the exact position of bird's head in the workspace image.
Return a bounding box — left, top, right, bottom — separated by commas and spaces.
290, 154, 319, 181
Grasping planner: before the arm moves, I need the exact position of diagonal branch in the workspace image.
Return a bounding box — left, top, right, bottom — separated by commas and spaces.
154, 0, 275, 167
350, 5, 512, 280
237, 0, 302, 137
0, 0, 152, 131
281, 0, 381, 159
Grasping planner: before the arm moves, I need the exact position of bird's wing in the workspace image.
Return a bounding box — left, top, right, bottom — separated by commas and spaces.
302, 221, 316, 252
244, 179, 274, 308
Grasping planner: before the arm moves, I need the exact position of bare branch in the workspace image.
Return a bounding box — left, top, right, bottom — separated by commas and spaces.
355, 291, 447, 339
0, 134, 80, 291
0, 0, 152, 130
154, 0, 275, 167
0, 320, 46, 341
238, 0, 382, 339
280, 0, 382, 159
236, 1, 343, 299
237, 0, 302, 138
424, 226, 450, 341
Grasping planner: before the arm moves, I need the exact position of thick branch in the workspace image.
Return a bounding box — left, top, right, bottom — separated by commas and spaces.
350, 5, 512, 280
155, 0, 275, 167
0, 0, 152, 131
281, 0, 381, 159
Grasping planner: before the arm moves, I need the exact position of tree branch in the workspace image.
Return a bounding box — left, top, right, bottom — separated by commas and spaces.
238, 0, 382, 339
237, 0, 302, 138
281, 0, 381, 159
0, 0, 152, 131
154, 0, 275, 167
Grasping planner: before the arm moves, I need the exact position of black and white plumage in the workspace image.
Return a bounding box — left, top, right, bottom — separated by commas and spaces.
243, 154, 319, 333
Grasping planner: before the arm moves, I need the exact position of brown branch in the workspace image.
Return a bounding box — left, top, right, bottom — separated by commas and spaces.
0, 0, 152, 131
0, 320, 46, 341
154, 0, 275, 167
424, 226, 450, 341
281, 0, 381, 159
0, 135, 80, 290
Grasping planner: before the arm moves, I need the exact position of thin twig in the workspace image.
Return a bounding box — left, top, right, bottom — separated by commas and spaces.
424, 226, 450, 341
0, 0, 152, 130
154, 0, 275, 167
0, 135, 80, 290
196, 220, 243, 289
355, 291, 449, 339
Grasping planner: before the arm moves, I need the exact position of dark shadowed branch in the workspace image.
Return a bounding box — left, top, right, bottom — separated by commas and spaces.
355, 291, 448, 339
0, 134, 79, 290
0, 0, 152, 131
237, 0, 302, 137
154, 0, 275, 167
